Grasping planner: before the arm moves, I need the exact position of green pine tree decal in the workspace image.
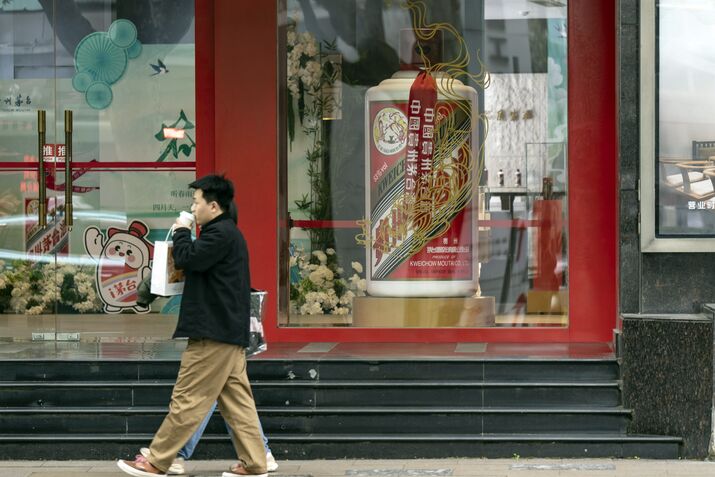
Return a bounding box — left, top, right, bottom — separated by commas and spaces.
154, 109, 196, 162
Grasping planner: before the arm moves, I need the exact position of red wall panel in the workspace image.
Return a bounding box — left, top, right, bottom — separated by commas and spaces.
213, 0, 278, 340
195, 0, 215, 178
567, 0, 618, 342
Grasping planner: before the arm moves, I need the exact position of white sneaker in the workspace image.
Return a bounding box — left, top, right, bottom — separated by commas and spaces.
167, 458, 186, 475
266, 452, 278, 472
139, 447, 186, 475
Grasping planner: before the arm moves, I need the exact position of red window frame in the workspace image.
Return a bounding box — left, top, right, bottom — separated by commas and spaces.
200, 0, 617, 343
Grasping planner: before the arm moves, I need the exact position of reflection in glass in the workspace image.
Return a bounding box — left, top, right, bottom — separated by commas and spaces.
0, 0, 196, 164
657, 1, 715, 237
0, 169, 194, 340
0, 0, 197, 342
280, 0, 569, 328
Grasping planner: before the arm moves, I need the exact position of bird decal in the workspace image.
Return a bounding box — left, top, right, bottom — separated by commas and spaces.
150, 59, 169, 76
554, 22, 567, 38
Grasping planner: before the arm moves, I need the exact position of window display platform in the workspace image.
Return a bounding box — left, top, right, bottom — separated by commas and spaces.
285, 313, 568, 327
352, 296, 496, 327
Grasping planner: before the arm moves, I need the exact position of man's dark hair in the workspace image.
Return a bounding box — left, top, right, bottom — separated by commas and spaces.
228, 200, 238, 224
189, 174, 234, 212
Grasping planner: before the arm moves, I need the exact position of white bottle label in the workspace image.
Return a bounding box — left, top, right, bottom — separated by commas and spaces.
368, 99, 475, 282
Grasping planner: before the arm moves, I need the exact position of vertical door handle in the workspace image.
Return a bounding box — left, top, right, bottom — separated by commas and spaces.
64, 110, 73, 229
37, 110, 46, 228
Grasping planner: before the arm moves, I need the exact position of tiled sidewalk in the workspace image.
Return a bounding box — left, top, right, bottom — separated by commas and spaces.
1, 459, 715, 477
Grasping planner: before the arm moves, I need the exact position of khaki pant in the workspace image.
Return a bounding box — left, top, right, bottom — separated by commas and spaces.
146, 338, 267, 474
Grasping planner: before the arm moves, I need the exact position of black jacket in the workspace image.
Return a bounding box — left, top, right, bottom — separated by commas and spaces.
171, 213, 251, 347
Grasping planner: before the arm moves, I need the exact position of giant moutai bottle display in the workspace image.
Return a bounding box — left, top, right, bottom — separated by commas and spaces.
365, 69, 479, 297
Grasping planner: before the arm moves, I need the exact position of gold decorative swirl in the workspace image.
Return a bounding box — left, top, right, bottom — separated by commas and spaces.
359, 0, 490, 270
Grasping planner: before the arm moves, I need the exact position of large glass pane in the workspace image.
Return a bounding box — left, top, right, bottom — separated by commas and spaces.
0, 0, 195, 164
53, 0, 196, 164
656, 0, 715, 237
1, 0, 197, 343
1, 167, 195, 342
279, 0, 569, 328
1, 1, 61, 340
3, 1, 196, 164
52, 169, 194, 342
0, 169, 61, 340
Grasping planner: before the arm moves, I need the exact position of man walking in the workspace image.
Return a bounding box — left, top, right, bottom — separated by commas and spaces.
117, 174, 267, 477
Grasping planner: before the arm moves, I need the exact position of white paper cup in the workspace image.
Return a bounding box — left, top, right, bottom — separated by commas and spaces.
178, 211, 195, 228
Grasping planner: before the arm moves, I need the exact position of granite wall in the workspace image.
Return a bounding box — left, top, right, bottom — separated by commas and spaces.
621, 314, 713, 458
618, 0, 715, 458
619, 0, 715, 316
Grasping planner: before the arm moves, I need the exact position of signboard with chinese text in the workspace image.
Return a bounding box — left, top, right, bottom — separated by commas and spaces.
42, 144, 66, 163
24, 196, 70, 256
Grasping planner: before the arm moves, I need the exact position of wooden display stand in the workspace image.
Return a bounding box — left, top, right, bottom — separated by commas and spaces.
526, 290, 569, 314
352, 295, 496, 328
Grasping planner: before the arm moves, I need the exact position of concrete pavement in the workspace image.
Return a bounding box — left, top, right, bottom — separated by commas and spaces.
1, 458, 715, 477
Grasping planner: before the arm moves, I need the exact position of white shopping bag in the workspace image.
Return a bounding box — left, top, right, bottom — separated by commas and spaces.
247, 289, 268, 357
150, 228, 185, 296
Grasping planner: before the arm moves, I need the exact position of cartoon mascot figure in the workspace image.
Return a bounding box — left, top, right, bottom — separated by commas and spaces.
84, 220, 154, 314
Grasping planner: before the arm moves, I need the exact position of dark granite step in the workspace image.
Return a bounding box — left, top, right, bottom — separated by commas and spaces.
0, 356, 681, 459
0, 406, 631, 435
0, 380, 621, 408
0, 433, 682, 459
0, 359, 619, 383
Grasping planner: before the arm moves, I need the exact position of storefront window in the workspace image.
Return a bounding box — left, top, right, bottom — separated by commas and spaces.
0, 0, 196, 164
279, 0, 568, 328
656, 0, 715, 237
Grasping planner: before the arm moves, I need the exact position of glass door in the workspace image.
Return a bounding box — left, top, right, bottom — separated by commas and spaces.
0, 1, 61, 341
0, 0, 197, 343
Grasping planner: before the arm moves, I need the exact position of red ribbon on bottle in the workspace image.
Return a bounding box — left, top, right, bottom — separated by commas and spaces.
404, 70, 438, 198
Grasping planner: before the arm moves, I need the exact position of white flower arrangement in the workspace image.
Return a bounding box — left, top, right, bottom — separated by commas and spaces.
290, 247, 366, 315
0, 260, 102, 315
287, 27, 322, 97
